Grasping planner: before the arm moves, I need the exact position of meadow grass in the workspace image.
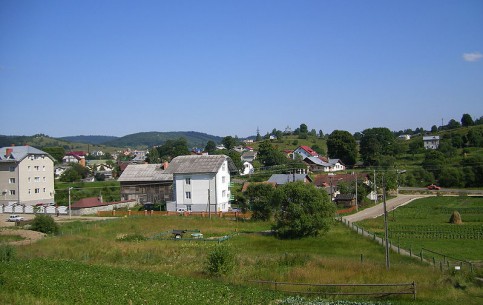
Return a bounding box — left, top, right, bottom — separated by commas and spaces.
2, 214, 480, 304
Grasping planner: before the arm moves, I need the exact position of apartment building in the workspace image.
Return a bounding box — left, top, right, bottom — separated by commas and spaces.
0, 145, 55, 206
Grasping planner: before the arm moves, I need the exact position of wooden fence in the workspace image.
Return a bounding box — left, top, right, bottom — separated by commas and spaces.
252, 280, 416, 299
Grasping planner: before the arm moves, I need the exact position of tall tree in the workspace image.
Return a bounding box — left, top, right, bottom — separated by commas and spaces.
272, 182, 335, 239
299, 123, 308, 134
461, 113, 474, 127
157, 138, 190, 160
205, 140, 217, 154
257, 140, 287, 166
326, 130, 357, 166
244, 183, 275, 221
221, 136, 237, 150
42, 147, 65, 164
359, 127, 395, 166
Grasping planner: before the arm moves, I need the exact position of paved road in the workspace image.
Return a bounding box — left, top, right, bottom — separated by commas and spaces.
343, 194, 426, 223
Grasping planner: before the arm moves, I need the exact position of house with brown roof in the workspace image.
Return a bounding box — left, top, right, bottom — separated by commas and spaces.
71, 197, 136, 216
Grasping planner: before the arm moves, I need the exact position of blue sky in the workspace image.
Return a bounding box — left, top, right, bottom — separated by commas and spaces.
1, 0, 482, 138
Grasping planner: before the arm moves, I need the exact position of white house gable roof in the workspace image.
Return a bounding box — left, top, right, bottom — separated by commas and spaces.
166, 155, 237, 174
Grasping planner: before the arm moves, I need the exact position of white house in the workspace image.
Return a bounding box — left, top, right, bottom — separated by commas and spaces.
240, 162, 254, 176
304, 157, 346, 172
423, 136, 440, 150
0, 145, 55, 206
292, 146, 319, 160
165, 155, 237, 213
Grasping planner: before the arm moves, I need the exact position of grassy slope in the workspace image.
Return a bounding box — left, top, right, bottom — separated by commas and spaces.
1, 216, 480, 304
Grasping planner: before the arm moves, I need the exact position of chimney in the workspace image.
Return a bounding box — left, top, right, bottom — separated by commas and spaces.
6, 148, 13, 158
162, 161, 169, 170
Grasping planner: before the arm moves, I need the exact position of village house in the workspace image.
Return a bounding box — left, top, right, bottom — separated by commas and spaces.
292, 146, 319, 160
267, 173, 313, 186
304, 157, 346, 172
118, 163, 173, 204
423, 135, 440, 150
0, 145, 55, 206
165, 155, 237, 213
62, 151, 86, 166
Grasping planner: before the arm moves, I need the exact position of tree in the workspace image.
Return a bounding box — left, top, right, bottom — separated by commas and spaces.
422, 150, 445, 179
461, 113, 474, 127
431, 125, 438, 133
326, 130, 357, 166
467, 128, 483, 147
446, 119, 460, 130
205, 140, 217, 154
257, 141, 287, 167
221, 136, 237, 150
43, 147, 65, 164
272, 182, 335, 239
299, 123, 308, 134
146, 147, 161, 164
318, 130, 324, 138
245, 183, 275, 221
359, 128, 395, 166
157, 138, 190, 160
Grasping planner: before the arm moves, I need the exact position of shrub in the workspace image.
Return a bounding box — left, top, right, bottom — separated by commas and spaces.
0, 244, 16, 262
205, 243, 235, 276
30, 214, 60, 235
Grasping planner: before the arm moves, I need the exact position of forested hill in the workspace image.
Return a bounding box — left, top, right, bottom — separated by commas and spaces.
103, 131, 223, 148
60, 135, 119, 145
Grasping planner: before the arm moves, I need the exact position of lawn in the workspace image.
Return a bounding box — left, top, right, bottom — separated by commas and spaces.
1, 214, 482, 304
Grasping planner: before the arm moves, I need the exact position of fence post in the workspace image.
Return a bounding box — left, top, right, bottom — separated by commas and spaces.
409, 247, 412, 257
440, 261, 443, 272
432, 257, 435, 266
420, 250, 423, 262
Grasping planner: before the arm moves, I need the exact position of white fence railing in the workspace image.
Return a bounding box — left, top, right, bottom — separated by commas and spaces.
0, 204, 68, 215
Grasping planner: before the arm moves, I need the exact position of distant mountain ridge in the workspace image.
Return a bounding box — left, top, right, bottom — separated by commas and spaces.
103, 131, 223, 148
60, 135, 119, 145
1, 131, 224, 149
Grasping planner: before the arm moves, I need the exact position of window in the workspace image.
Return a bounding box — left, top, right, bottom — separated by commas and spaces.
28, 166, 31, 171
222, 176, 226, 183
34, 166, 40, 171
43, 166, 46, 171
43, 188, 46, 193
9, 178, 15, 184
9, 166, 15, 172
28, 177, 31, 183
28, 189, 31, 194
9, 190, 15, 195
34, 177, 40, 182
185, 178, 191, 185
185, 192, 191, 199
222, 190, 226, 197
43, 177, 46, 182
35, 188, 40, 194
222, 163, 226, 171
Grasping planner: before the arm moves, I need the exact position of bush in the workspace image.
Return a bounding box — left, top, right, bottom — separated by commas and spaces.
205, 243, 235, 276
0, 244, 15, 262
30, 214, 60, 235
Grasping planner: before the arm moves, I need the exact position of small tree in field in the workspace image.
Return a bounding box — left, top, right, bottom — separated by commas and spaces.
272, 181, 336, 239
30, 214, 60, 235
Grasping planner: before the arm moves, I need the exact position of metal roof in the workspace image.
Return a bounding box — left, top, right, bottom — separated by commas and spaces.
267, 174, 312, 185
117, 164, 173, 182
165, 155, 237, 174
0, 145, 54, 162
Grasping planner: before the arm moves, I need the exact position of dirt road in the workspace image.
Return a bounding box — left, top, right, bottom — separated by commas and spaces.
342, 194, 426, 223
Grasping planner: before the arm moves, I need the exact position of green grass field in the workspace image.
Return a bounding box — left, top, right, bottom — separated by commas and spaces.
358, 196, 483, 263
1, 203, 482, 304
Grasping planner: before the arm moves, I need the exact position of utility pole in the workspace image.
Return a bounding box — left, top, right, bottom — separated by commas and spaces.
68, 187, 73, 219
208, 189, 211, 219
355, 173, 358, 211
373, 170, 377, 204
383, 175, 390, 270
